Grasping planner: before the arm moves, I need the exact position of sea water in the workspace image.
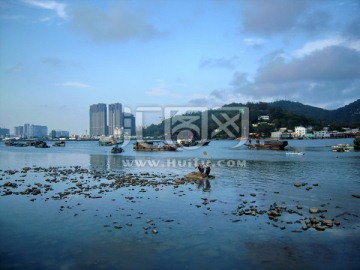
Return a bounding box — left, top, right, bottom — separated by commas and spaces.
0, 139, 359, 269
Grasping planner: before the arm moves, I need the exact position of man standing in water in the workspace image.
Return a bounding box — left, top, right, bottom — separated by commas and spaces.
195, 164, 204, 174
203, 163, 211, 177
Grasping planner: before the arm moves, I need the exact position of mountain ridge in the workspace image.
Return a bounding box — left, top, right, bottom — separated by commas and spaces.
268, 99, 360, 125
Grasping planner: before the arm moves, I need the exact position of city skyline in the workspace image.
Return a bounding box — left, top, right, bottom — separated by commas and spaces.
90, 102, 135, 137
1, 0, 359, 135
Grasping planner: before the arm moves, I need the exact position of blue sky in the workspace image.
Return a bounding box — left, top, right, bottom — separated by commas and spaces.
0, 0, 359, 135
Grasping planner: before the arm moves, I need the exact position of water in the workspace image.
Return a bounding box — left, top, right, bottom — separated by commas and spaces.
0, 139, 359, 269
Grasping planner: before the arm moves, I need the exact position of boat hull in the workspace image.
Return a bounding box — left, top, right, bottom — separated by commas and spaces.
246, 140, 288, 150
133, 142, 177, 151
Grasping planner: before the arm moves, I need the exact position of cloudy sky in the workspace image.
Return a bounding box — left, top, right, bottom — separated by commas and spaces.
0, 0, 359, 135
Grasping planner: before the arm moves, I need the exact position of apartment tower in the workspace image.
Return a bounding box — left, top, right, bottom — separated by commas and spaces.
89, 103, 107, 136
108, 103, 123, 137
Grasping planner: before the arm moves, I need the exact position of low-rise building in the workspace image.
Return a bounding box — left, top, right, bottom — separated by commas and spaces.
314, 130, 330, 138
271, 131, 282, 139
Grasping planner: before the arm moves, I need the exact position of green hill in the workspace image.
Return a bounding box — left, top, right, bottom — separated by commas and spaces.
142, 99, 360, 139
269, 99, 360, 126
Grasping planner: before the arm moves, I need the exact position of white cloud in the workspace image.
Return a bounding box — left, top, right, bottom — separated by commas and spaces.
62, 81, 90, 88
292, 37, 360, 58
243, 37, 266, 47
23, 0, 67, 20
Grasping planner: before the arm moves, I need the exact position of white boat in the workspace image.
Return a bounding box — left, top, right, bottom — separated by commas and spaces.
286, 152, 305, 155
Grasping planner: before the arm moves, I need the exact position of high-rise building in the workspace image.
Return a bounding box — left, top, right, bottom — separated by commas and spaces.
123, 112, 136, 136
14, 126, 24, 137
0, 128, 10, 137
89, 103, 108, 136
31, 125, 48, 138
108, 103, 123, 137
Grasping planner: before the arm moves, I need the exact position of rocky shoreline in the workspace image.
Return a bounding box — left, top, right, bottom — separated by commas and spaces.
1, 166, 359, 234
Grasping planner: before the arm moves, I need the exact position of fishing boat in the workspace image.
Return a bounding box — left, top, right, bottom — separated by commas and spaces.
34, 141, 50, 148
246, 140, 288, 150
98, 136, 122, 146
176, 139, 198, 147
199, 139, 211, 146
176, 139, 210, 147
111, 145, 124, 154
4, 139, 17, 146
53, 141, 66, 147
133, 141, 177, 151
331, 144, 353, 152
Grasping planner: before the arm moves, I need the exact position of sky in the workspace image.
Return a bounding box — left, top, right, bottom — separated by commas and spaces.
0, 0, 359, 135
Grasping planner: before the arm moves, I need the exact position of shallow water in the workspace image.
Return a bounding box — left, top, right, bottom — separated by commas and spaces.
0, 139, 359, 269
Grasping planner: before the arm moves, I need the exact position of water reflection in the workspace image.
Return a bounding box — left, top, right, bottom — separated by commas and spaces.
89, 155, 108, 170
196, 179, 211, 192
89, 154, 140, 171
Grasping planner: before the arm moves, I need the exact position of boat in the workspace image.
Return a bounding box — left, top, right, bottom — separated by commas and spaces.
133, 141, 177, 151
331, 144, 353, 152
199, 139, 211, 146
34, 141, 50, 148
111, 145, 124, 154
246, 140, 288, 150
286, 151, 304, 155
53, 141, 66, 147
176, 139, 210, 147
98, 136, 121, 146
354, 137, 360, 151
176, 139, 198, 147
4, 139, 17, 146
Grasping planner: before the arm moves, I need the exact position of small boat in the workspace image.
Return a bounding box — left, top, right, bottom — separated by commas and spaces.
14, 142, 28, 147
133, 141, 177, 151
176, 139, 210, 147
176, 139, 198, 147
199, 139, 211, 146
246, 140, 288, 150
34, 141, 50, 148
53, 141, 66, 147
98, 136, 122, 146
331, 144, 353, 152
111, 145, 124, 154
4, 139, 17, 146
286, 151, 304, 155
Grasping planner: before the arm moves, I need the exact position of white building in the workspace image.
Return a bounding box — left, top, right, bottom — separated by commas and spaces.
258, 115, 270, 122
314, 130, 330, 138
294, 126, 307, 138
